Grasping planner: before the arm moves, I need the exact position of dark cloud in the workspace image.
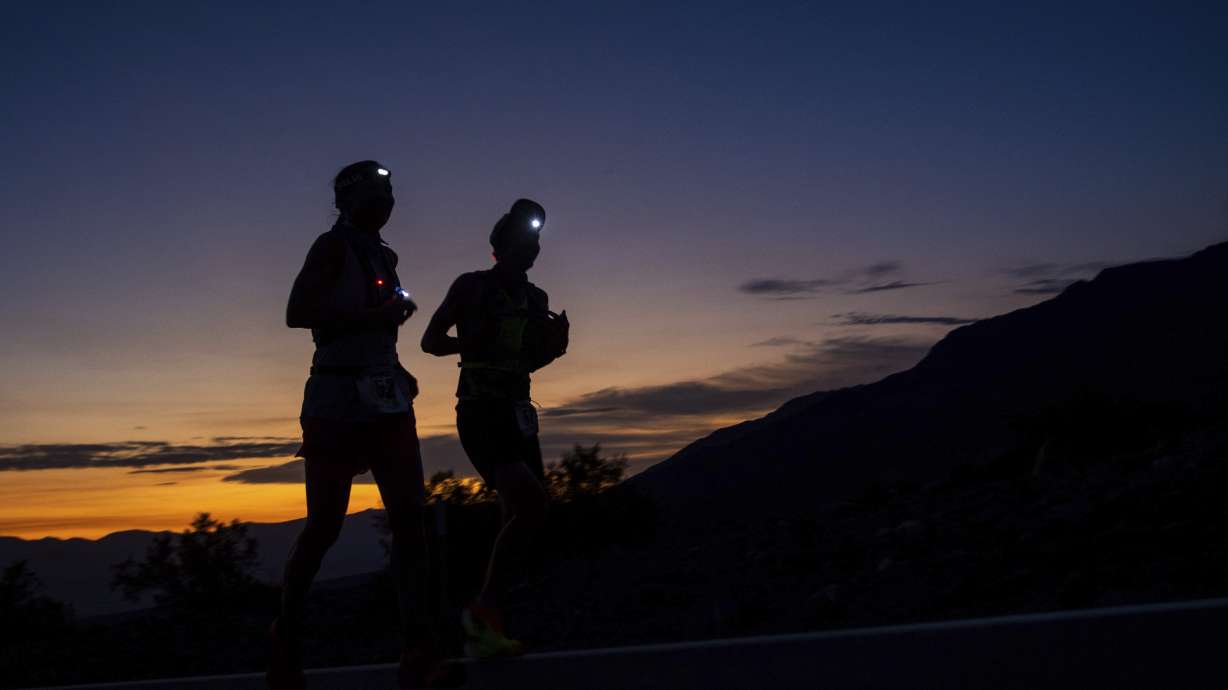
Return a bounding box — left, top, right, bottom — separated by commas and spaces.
561, 382, 780, 418
154, 481, 178, 486
862, 261, 902, 277
539, 406, 621, 418
552, 336, 931, 420
518, 336, 934, 472
222, 461, 307, 484
750, 336, 813, 347
128, 464, 245, 475
739, 262, 932, 298
847, 281, 935, 294
0, 439, 300, 472
831, 312, 978, 326
737, 278, 836, 297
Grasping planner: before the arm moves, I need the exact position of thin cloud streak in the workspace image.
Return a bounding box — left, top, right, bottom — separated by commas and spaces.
0, 440, 300, 472
1004, 260, 1113, 294
738, 261, 935, 298
550, 337, 931, 421
1004, 261, 1111, 279
831, 312, 978, 326
737, 278, 836, 297
1014, 278, 1079, 295
862, 261, 902, 277
539, 406, 621, 418
847, 281, 935, 294
750, 336, 812, 347
128, 464, 245, 474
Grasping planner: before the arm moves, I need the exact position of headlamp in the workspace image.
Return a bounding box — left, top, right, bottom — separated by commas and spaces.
335, 165, 391, 192
530, 218, 542, 229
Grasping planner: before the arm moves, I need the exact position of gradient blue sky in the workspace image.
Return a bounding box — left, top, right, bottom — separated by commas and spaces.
1, 1, 1224, 537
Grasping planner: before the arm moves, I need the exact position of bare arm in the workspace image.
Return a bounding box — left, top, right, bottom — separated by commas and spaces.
421, 275, 473, 356
286, 233, 345, 328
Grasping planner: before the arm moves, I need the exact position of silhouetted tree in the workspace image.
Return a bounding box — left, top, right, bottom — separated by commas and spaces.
110, 512, 260, 610
545, 444, 628, 502
0, 560, 70, 644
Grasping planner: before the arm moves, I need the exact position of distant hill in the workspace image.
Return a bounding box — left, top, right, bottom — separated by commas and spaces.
0, 509, 389, 617
631, 241, 1228, 519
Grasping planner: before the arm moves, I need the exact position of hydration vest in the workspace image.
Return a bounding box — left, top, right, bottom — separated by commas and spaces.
456, 271, 553, 400
302, 222, 414, 419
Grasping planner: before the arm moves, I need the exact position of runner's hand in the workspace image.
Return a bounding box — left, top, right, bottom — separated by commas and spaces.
374, 295, 416, 325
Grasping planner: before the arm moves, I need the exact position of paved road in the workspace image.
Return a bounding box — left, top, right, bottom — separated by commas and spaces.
23, 596, 1228, 689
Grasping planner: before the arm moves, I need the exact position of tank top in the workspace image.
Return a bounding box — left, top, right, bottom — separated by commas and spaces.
300, 222, 414, 420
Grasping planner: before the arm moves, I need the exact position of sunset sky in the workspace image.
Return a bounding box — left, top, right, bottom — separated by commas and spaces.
1, 2, 1224, 539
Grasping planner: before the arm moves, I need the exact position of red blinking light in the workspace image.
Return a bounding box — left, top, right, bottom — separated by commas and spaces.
376, 279, 384, 286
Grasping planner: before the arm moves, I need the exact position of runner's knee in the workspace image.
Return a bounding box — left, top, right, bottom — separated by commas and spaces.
386, 505, 426, 545
302, 515, 344, 548
512, 489, 548, 531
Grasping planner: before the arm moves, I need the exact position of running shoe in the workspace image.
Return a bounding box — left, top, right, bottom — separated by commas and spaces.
461, 601, 524, 659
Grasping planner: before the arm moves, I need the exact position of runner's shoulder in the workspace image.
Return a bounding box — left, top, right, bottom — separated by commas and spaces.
446, 271, 489, 303
303, 229, 348, 274
454, 270, 490, 291
310, 228, 348, 260
525, 281, 548, 309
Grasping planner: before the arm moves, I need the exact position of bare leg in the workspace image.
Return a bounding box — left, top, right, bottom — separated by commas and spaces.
478, 461, 549, 608
369, 444, 431, 648
278, 460, 353, 636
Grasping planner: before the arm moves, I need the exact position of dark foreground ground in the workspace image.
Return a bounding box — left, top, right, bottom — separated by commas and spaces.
25, 597, 1228, 689
502, 421, 1228, 650
5, 420, 1227, 688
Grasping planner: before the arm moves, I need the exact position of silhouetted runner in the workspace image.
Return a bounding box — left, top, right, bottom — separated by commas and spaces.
421, 198, 569, 658
269, 161, 460, 689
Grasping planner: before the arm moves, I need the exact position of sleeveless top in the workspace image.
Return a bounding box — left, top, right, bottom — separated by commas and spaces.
300, 222, 415, 420
456, 270, 548, 402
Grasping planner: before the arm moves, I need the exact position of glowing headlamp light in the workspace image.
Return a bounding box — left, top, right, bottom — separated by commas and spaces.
530, 218, 542, 229
376, 168, 390, 176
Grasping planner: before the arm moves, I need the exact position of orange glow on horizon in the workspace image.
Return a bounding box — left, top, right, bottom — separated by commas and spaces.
0, 461, 389, 541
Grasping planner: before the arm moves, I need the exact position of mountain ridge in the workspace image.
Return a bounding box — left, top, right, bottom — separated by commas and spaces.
631, 241, 1228, 518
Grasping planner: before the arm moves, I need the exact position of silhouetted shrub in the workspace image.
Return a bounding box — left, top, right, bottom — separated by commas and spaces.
426, 469, 495, 506
545, 443, 628, 502
110, 512, 262, 611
